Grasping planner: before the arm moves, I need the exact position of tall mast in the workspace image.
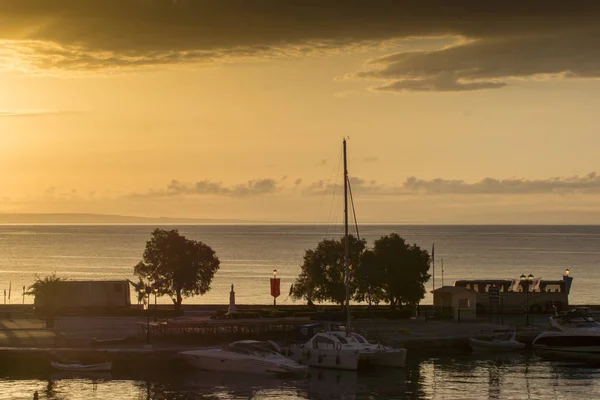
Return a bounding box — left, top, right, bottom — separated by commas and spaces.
343, 138, 350, 335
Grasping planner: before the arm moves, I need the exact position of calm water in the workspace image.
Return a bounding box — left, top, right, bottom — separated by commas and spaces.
0, 224, 599, 305
3, 354, 600, 399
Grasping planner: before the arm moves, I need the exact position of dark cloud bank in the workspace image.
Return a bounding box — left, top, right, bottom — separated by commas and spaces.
136, 178, 280, 198
138, 172, 600, 198
2, 1, 600, 90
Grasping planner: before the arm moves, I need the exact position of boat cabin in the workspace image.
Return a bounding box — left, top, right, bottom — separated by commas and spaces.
222, 341, 281, 356
307, 331, 370, 350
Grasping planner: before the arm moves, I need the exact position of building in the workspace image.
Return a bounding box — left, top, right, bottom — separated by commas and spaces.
34, 280, 132, 310
432, 286, 477, 321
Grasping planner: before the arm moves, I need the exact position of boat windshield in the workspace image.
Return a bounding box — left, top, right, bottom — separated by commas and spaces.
494, 331, 515, 341
223, 341, 280, 356
329, 332, 368, 344
350, 334, 367, 344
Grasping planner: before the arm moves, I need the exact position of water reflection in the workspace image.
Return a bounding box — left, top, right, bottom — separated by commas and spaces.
3, 355, 600, 399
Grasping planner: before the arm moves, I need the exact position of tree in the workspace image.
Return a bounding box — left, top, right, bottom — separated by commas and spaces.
361, 233, 431, 309
290, 235, 366, 307
133, 229, 220, 311
353, 249, 386, 305
27, 273, 66, 326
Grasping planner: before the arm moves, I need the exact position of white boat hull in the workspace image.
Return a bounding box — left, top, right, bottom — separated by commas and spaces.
181, 350, 307, 376
51, 361, 112, 372
286, 346, 359, 371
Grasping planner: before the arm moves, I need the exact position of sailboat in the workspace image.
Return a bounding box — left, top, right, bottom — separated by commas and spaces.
286, 139, 407, 370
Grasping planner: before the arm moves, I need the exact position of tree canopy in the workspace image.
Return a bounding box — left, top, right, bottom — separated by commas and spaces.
292, 233, 431, 309
290, 234, 366, 306
134, 229, 220, 311
27, 272, 66, 306
360, 233, 431, 308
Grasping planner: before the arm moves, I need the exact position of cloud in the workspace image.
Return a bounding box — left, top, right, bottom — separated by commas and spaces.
137, 178, 280, 198
2, 0, 600, 86
352, 32, 600, 92
304, 172, 600, 196
400, 173, 600, 195
0, 109, 76, 117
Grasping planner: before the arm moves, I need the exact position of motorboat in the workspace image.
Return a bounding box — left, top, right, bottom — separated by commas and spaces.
547, 307, 600, 331
51, 361, 112, 372
286, 329, 406, 370
533, 308, 600, 359
468, 330, 525, 352
180, 340, 307, 376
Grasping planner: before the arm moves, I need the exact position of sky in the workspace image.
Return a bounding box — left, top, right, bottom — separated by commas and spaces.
2, 1, 600, 224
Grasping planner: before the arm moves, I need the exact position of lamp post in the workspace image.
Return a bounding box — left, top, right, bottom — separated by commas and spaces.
520, 273, 534, 326
145, 286, 151, 345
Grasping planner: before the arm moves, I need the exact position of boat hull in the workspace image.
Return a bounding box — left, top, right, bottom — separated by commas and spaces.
468, 338, 526, 352
180, 350, 307, 376
533, 328, 600, 361
51, 361, 112, 372
286, 346, 359, 371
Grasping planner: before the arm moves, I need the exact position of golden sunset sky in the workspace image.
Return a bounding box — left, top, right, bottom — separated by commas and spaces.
2, 1, 600, 223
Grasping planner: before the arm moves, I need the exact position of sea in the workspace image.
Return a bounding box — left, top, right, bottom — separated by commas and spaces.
1, 224, 600, 399
0, 224, 598, 306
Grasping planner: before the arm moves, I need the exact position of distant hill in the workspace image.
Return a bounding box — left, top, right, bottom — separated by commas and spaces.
0, 213, 254, 224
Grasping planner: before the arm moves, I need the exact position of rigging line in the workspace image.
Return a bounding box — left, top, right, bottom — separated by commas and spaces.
312, 144, 343, 230
347, 177, 361, 241
348, 178, 373, 310
325, 148, 344, 240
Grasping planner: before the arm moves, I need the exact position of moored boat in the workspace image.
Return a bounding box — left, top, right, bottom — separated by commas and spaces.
286, 139, 407, 371
51, 361, 112, 372
287, 329, 405, 370
180, 340, 307, 376
468, 331, 525, 352
533, 308, 600, 360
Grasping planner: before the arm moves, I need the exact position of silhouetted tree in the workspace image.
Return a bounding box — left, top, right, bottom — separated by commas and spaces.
290, 235, 366, 307
353, 249, 386, 305
27, 272, 66, 327
134, 229, 220, 312
361, 233, 431, 309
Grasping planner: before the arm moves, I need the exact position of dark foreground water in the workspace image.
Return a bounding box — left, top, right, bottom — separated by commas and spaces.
3, 353, 600, 400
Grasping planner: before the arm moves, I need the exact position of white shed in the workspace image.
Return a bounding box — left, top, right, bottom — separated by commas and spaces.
432, 286, 477, 321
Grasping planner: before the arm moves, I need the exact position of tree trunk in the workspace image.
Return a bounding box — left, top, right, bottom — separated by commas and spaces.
174, 290, 183, 312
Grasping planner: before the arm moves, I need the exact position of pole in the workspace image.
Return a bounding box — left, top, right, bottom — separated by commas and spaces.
154, 292, 158, 322
146, 292, 150, 345
441, 258, 444, 287
525, 282, 529, 326
343, 138, 351, 336
432, 243, 435, 292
